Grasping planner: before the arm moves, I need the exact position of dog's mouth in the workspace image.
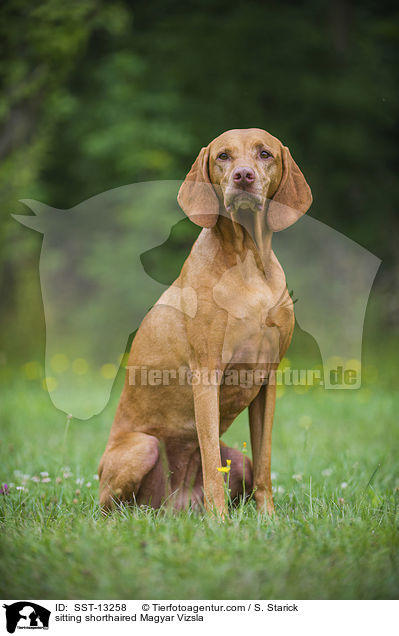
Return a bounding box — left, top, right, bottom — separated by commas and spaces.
224, 189, 264, 213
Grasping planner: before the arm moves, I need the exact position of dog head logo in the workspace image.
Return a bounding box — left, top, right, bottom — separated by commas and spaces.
2, 602, 50, 633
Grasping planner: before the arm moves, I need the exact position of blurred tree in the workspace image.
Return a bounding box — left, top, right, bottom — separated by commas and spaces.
1, 0, 398, 360
0, 0, 129, 355
41, 0, 399, 261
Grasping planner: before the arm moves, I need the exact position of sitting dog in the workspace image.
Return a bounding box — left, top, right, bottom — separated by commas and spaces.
98, 128, 312, 516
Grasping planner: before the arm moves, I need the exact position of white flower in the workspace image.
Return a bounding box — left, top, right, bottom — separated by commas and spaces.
13, 470, 22, 477
63, 471, 72, 479
16, 486, 27, 492
271, 472, 278, 480
86, 482, 92, 488
41, 477, 51, 483
292, 473, 303, 482
76, 478, 84, 486
31, 476, 41, 483
40, 471, 49, 477
277, 486, 285, 494
322, 468, 333, 477
93, 475, 99, 481
341, 481, 348, 489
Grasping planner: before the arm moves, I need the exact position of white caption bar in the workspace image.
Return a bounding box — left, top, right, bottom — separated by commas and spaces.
1, 599, 397, 635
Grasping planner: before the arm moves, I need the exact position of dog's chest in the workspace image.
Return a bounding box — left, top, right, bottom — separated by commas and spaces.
213, 251, 287, 365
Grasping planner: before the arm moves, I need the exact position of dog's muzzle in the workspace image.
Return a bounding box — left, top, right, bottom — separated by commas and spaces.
224, 188, 264, 213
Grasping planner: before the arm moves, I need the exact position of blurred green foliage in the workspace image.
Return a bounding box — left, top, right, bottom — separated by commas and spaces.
0, 0, 398, 360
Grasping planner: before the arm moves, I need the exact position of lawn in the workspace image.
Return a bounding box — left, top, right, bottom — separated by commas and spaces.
0, 350, 398, 600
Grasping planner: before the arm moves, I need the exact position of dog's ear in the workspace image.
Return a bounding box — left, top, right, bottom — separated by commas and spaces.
177, 146, 219, 228
267, 145, 312, 232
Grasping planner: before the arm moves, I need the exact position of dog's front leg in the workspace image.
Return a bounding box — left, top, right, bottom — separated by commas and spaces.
249, 379, 276, 515
192, 381, 226, 517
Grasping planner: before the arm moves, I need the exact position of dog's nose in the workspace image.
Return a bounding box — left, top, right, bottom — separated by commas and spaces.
233, 166, 255, 187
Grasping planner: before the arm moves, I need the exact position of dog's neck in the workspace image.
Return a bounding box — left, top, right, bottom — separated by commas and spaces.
213, 211, 273, 277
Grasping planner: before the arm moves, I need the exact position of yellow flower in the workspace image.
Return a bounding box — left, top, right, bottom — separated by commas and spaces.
226, 459, 231, 466
242, 442, 247, 453
217, 465, 231, 473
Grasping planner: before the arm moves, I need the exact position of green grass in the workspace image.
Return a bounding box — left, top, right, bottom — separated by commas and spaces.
1, 363, 399, 600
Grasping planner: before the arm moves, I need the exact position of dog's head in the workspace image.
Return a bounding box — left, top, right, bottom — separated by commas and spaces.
178, 128, 312, 232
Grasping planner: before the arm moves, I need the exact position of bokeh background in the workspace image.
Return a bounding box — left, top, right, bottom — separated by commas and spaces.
1, 0, 398, 368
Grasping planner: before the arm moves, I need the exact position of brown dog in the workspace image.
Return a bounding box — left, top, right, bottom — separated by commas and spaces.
98, 128, 312, 516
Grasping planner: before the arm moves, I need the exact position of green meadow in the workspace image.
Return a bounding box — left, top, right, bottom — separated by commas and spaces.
1, 341, 398, 600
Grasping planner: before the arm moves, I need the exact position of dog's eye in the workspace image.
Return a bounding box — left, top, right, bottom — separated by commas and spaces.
260, 150, 272, 159
217, 152, 229, 160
